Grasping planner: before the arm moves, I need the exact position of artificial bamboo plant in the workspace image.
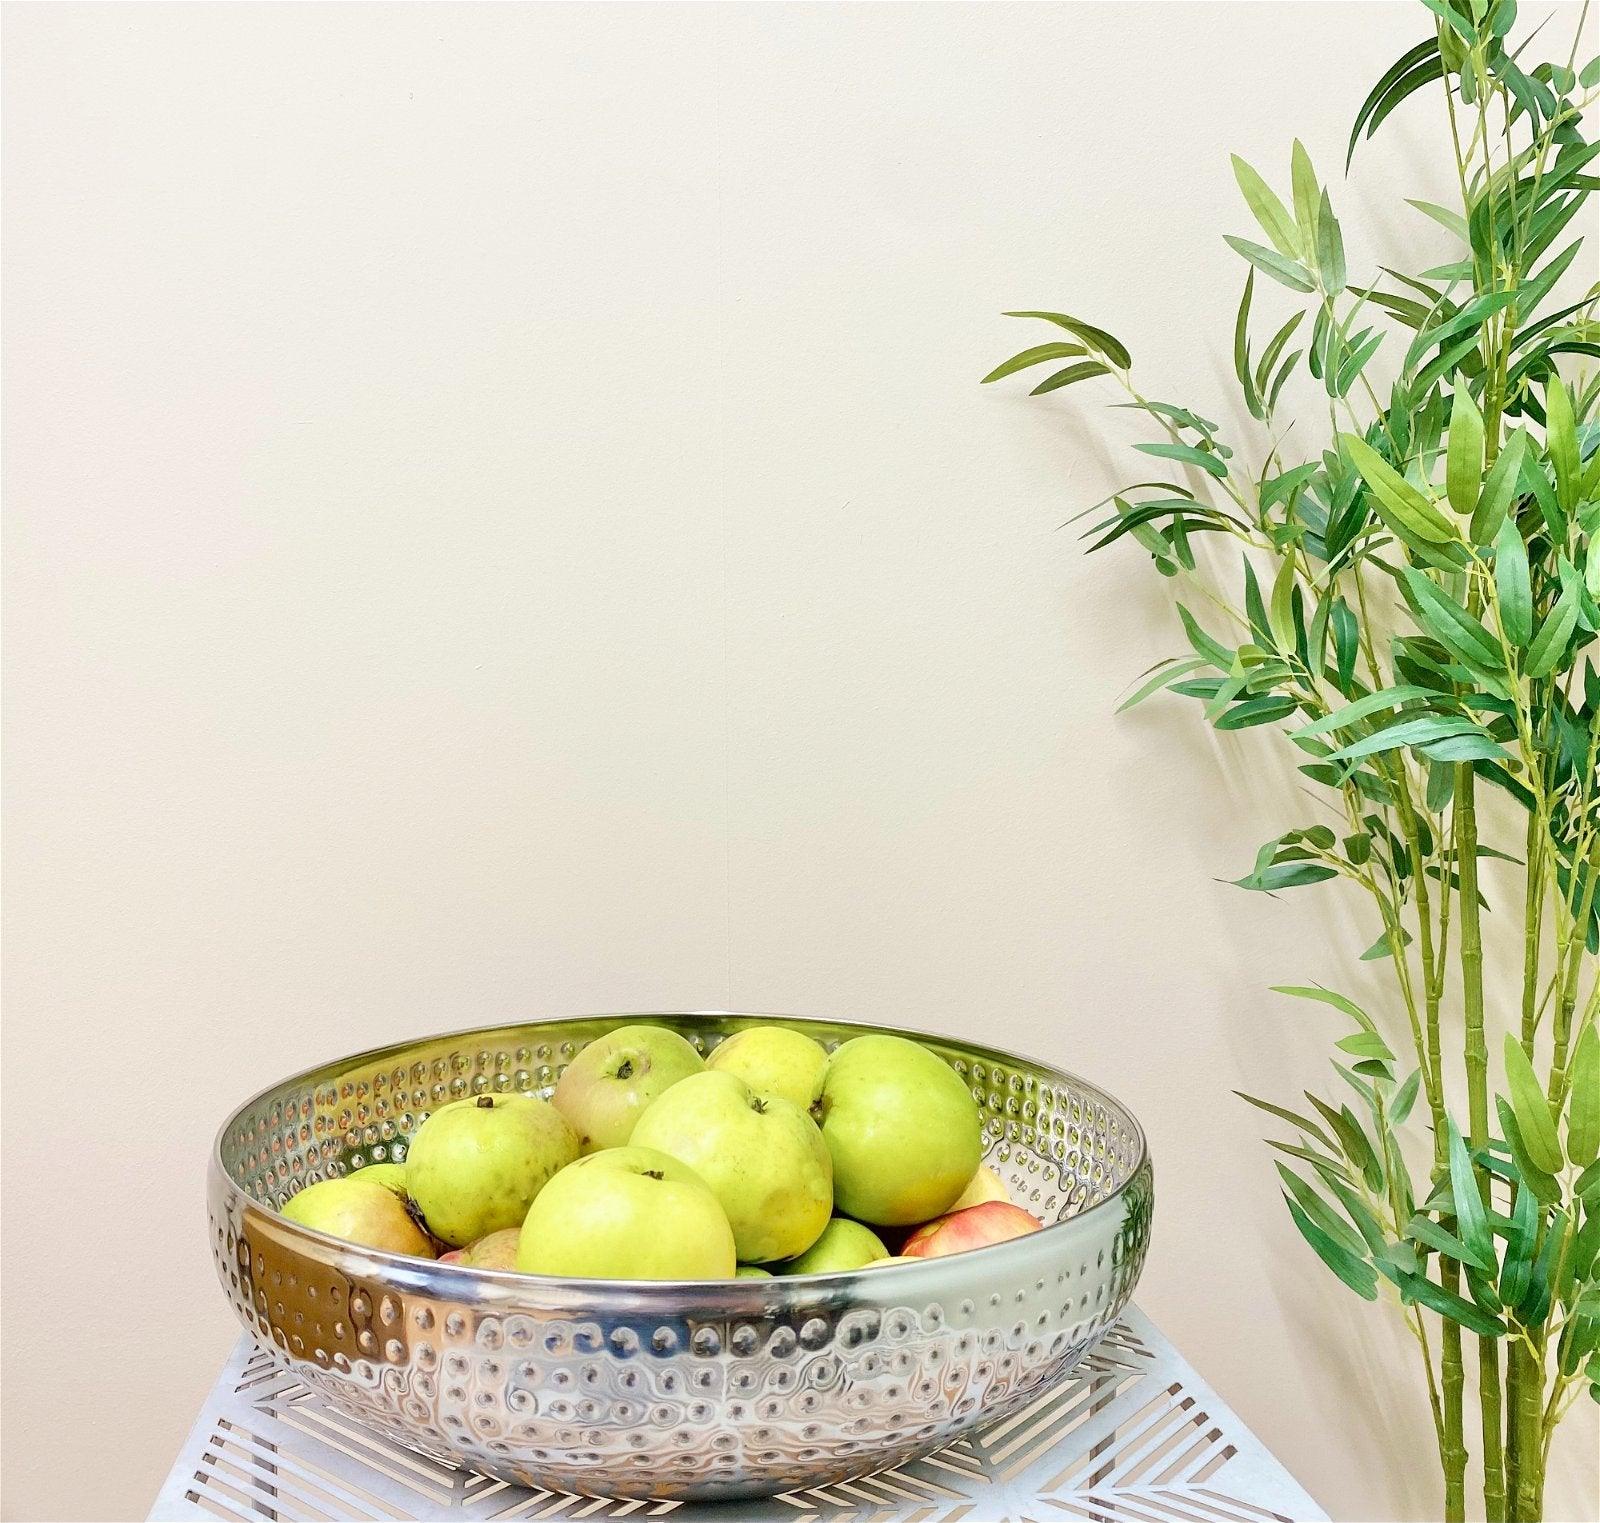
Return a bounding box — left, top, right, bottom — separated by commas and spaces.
986, 3, 1598, 1518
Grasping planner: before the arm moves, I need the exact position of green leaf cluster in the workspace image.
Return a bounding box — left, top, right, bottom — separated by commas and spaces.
985, 2, 1600, 1514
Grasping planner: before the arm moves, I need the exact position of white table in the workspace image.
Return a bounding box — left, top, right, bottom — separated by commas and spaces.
152, 1306, 1324, 1522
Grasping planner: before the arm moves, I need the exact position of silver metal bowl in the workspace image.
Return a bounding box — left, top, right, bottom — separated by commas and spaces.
208, 1012, 1153, 1501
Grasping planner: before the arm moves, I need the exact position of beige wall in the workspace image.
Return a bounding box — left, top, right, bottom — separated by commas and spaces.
4, 3, 1595, 1519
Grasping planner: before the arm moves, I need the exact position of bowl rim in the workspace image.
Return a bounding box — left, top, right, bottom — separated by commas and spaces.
212, 1008, 1150, 1299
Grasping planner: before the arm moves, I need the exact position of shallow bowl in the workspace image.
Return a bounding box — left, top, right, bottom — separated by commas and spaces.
209, 1011, 1153, 1501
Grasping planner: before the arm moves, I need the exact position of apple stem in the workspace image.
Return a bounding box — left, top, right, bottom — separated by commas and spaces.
475, 1096, 494, 1109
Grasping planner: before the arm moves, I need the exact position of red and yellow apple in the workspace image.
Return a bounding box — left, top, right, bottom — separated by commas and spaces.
901, 1200, 1043, 1259
282, 1177, 435, 1258
460, 1227, 521, 1269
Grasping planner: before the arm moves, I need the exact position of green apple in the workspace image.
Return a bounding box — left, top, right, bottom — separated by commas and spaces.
778, 1217, 888, 1274
282, 1177, 434, 1257
629, 1070, 832, 1262
517, 1147, 735, 1279
706, 1026, 828, 1114
460, 1227, 521, 1269
406, 1092, 578, 1247
818, 1033, 982, 1226
735, 1264, 772, 1279
553, 1024, 704, 1153
356, 1162, 410, 1199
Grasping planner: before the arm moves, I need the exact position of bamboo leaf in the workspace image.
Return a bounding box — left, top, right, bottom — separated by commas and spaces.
1516, 1213, 1566, 1327
1545, 376, 1580, 512
1267, 560, 1298, 652
1268, 346, 1303, 410
1291, 140, 1320, 241
1399, 568, 1504, 670
1336, 1031, 1396, 1061
1215, 695, 1298, 730
1418, 0, 1478, 42
1030, 360, 1110, 395
1469, 428, 1529, 543
1277, 1164, 1369, 1258
1283, 1195, 1378, 1299
1231, 156, 1301, 258
1271, 984, 1379, 1034
1296, 685, 1441, 738
1236, 1090, 1338, 1150
1445, 377, 1484, 516
1308, 1095, 1384, 1189
1255, 314, 1307, 406
1315, 189, 1346, 294
1446, 1118, 1495, 1271
1577, 1158, 1600, 1202
1493, 518, 1532, 647
1135, 441, 1229, 479
1512, 238, 1585, 328
1408, 1213, 1495, 1273
1116, 657, 1208, 714
1176, 604, 1232, 668
980, 342, 1089, 384
1360, 925, 1414, 961
1504, 1034, 1563, 1173
1392, 1069, 1422, 1126
1525, 586, 1580, 678
1233, 271, 1261, 418
1498, 1097, 1562, 1205
1567, 1024, 1600, 1166
1408, 198, 1470, 239
1224, 235, 1317, 293
1419, 732, 1506, 763
1233, 861, 1338, 891
1498, 1181, 1538, 1305
1395, 1268, 1504, 1336
1341, 434, 1456, 546
1347, 42, 1442, 166
1267, 1136, 1354, 1181
1333, 331, 1384, 398
1326, 714, 1485, 762
1002, 311, 1131, 370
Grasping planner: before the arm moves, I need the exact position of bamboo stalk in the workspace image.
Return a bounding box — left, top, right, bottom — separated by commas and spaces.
1441, 1315, 1468, 1523
1511, 1338, 1545, 1521
1390, 778, 1471, 1520
1505, 1350, 1521, 1521
1522, 811, 1543, 1051
1455, 766, 1505, 1521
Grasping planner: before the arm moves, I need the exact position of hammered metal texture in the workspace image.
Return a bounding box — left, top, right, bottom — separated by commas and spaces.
208, 1013, 1154, 1502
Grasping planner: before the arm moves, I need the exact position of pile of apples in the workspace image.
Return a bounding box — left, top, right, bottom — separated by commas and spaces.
280, 1024, 1044, 1278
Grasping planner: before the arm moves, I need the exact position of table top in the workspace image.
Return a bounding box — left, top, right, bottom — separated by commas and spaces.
151, 1305, 1324, 1522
